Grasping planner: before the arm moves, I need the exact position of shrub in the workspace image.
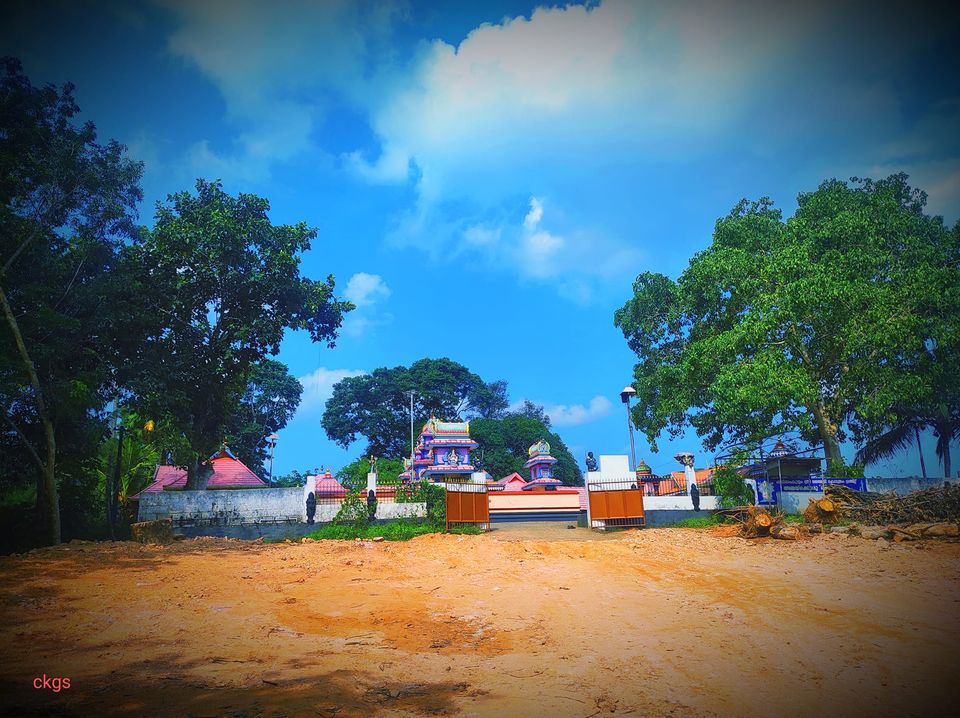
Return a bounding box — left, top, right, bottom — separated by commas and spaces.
332, 490, 370, 528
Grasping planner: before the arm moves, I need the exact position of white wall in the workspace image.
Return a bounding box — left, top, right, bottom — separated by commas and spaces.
643, 495, 719, 511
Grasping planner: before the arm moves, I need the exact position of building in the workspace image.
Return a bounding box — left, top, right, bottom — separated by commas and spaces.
399, 417, 479, 483
133, 445, 267, 497
488, 440, 581, 522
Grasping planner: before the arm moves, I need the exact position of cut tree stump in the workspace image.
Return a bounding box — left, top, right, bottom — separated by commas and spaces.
130, 518, 174, 544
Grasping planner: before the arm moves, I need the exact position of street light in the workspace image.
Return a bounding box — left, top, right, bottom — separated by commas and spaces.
267, 433, 279, 481
404, 391, 416, 480
620, 385, 637, 471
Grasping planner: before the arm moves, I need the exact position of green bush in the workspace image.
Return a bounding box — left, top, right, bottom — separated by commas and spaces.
331, 490, 371, 528
711, 465, 756, 507
307, 518, 438, 541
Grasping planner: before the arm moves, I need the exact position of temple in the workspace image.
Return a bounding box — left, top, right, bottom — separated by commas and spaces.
400, 417, 478, 483
133, 444, 267, 496
522, 439, 562, 490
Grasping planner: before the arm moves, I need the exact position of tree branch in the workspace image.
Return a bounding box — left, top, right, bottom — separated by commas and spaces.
2, 409, 45, 474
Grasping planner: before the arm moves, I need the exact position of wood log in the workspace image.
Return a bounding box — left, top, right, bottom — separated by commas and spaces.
924, 523, 960, 538
816, 498, 836, 513
770, 525, 799, 540
755, 513, 772, 528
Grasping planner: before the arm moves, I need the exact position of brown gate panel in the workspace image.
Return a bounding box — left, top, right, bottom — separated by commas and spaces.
589, 489, 645, 523
445, 486, 489, 529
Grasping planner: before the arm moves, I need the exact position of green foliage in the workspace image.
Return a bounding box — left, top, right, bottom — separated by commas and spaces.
331, 490, 372, 528
305, 518, 471, 542
123, 179, 352, 487
711, 464, 757, 508
615, 174, 959, 469
471, 412, 583, 486
321, 358, 508, 456
825, 460, 865, 478
269, 469, 309, 488
224, 359, 303, 477
0, 57, 144, 544
336, 456, 405, 490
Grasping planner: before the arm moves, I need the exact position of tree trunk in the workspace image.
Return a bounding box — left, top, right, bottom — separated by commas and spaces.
0, 282, 60, 544
933, 417, 952, 479
809, 401, 842, 469
185, 456, 213, 490
915, 426, 927, 479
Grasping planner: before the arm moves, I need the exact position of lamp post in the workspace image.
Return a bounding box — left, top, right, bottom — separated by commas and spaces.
405, 391, 416, 480
620, 385, 637, 471
267, 433, 279, 482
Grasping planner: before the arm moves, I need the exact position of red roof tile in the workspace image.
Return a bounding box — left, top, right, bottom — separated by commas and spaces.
132, 450, 266, 497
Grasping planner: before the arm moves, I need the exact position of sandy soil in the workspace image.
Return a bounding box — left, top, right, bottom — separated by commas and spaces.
1, 525, 958, 717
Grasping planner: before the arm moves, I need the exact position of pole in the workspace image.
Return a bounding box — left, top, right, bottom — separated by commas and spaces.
625, 399, 637, 472
408, 391, 415, 481
110, 425, 124, 539
269, 439, 276, 482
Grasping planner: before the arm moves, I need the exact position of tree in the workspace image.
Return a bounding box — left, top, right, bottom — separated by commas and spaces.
471, 411, 582, 486
511, 399, 552, 428
321, 358, 508, 456
614, 174, 958, 468
224, 359, 303, 477
0, 58, 144, 544
336, 456, 406, 489
124, 179, 352, 490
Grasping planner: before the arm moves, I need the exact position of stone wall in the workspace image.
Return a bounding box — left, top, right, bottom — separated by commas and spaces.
137, 488, 426, 527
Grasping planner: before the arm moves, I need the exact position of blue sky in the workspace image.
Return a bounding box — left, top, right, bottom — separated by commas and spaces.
4, 0, 958, 478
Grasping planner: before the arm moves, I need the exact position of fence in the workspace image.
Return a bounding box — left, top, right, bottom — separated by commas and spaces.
587, 478, 646, 529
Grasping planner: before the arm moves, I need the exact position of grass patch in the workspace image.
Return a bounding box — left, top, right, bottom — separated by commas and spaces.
300, 518, 482, 542
661, 514, 724, 528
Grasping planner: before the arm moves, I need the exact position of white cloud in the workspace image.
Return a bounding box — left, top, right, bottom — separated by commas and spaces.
544, 396, 613, 427
341, 272, 392, 338
344, 272, 391, 308
157, 0, 405, 184
511, 395, 614, 427
297, 367, 366, 413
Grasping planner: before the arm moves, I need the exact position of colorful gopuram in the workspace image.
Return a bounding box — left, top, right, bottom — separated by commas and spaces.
522, 439, 562, 490
400, 417, 478, 483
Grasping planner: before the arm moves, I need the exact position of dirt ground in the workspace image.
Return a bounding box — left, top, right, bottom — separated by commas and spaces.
1, 525, 958, 717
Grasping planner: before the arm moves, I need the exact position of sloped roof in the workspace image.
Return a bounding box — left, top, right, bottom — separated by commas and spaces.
133, 449, 266, 497
495, 472, 528, 487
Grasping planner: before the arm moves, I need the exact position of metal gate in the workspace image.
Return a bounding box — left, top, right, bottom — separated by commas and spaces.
445, 482, 489, 531
587, 479, 645, 529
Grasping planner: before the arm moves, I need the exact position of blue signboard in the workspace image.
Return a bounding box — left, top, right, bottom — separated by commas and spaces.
753, 476, 866, 506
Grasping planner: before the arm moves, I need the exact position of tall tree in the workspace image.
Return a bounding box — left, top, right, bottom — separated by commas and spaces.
0, 58, 143, 544
224, 359, 303, 477
321, 358, 509, 456
615, 174, 958, 472
125, 180, 351, 489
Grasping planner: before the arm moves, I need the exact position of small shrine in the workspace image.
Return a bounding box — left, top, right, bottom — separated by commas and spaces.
133, 443, 267, 496
400, 417, 478, 483
522, 439, 562, 491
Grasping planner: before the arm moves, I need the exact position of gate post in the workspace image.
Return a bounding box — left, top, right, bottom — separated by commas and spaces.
585, 470, 600, 527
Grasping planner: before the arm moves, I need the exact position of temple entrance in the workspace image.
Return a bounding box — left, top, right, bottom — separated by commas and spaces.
444, 481, 489, 531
